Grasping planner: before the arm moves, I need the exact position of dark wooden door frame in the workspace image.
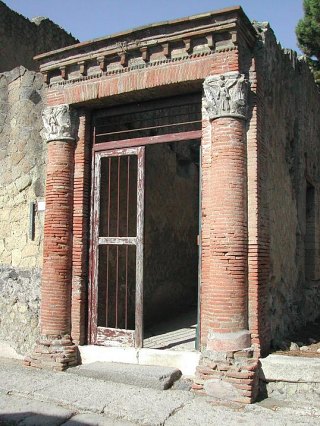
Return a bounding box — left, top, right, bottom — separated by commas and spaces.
93, 130, 201, 152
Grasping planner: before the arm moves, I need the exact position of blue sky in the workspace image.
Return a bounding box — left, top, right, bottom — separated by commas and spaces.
4, 1, 304, 52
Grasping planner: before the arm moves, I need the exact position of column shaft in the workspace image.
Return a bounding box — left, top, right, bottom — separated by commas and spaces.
201, 117, 249, 351
41, 140, 75, 336
210, 117, 248, 331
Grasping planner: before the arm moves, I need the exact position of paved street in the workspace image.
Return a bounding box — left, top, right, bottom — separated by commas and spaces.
0, 358, 320, 425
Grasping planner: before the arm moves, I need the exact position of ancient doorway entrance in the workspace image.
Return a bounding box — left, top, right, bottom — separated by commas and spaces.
89, 94, 202, 350
142, 140, 200, 351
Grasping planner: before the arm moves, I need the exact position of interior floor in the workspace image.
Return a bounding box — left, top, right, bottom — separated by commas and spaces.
143, 307, 197, 351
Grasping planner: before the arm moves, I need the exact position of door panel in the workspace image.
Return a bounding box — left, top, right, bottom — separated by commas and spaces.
90, 147, 145, 347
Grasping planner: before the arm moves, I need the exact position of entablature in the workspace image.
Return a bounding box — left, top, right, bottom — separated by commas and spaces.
34, 6, 257, 87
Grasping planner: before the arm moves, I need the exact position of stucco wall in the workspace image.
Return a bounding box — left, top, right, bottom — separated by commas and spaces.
0, 67, 46, 268
0, 66, 47, 355
257, 25, 320, 346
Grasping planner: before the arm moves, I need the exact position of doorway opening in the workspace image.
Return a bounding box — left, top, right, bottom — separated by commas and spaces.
89, 94, 201, 351
143, 140, 200, 351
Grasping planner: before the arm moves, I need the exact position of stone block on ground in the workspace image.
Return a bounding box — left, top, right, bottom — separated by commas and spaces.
260, 355, 320, 382
67, 361, 182, 390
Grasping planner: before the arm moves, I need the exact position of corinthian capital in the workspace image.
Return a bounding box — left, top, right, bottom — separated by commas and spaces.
42, 104, 78, 143
203, 72, 248, 121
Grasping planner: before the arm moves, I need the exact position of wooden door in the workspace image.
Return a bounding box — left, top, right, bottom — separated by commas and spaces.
90, 147, 145, 348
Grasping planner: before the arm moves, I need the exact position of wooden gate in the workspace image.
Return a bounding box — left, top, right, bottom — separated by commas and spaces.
89, 147, 145, 348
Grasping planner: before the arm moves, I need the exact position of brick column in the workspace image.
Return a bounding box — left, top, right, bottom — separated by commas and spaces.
206, 116, 249, 349
195, 72, 259, 403
26, 104, 79, 371
201, 71, 250, 351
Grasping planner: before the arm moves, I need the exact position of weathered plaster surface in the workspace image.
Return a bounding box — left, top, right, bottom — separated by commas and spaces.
0, 266, 40, 355
0, 67, 46, 269
257, 25, 320, 345
0, 67, 46, 354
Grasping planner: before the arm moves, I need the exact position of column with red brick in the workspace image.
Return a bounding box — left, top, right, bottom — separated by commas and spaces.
26, 104, 79, 371
196, 72, 258, 402
201, 71, 250, 350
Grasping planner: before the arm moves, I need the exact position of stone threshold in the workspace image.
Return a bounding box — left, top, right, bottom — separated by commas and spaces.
79, 345, 201, 377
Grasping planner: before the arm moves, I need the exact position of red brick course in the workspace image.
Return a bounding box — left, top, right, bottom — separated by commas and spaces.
247, 58, 271, 356
46, 51, 239, 107
71, 110, 91, 345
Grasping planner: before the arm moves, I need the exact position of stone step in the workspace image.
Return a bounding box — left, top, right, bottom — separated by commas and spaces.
67, 361, 182, 390
260, 355, 320, 403
79, 345, 201, 376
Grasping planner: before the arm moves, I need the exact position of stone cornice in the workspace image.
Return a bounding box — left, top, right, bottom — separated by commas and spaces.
49, 50, 218, 88
34, 7, 257, 86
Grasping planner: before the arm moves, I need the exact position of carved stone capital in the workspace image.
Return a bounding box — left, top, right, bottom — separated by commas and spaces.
203, 72, 248, 121
42, 104, 78, 143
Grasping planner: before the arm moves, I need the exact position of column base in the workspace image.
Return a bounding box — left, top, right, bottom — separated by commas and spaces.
193, 347, 260, 403
24, 334, 79, 371
207, 330, 251, 352
193, 330, 259, 403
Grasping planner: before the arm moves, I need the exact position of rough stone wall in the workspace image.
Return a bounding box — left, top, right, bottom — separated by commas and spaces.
0, 0, 78, 73
0, 266, 40, 355
0, 66, 46, 355
256, 25, 320, 346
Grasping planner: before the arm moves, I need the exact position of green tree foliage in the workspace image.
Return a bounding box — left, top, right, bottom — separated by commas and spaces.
296, 0, 320, 83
